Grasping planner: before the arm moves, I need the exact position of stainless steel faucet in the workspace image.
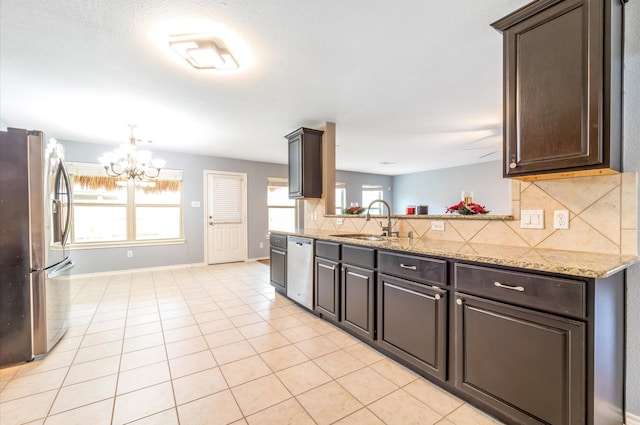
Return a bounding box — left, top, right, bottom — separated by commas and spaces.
365, 199, 392, 236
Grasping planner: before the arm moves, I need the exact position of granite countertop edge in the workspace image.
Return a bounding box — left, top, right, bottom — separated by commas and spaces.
325, 214, 514, 220
273, 229, 639, 279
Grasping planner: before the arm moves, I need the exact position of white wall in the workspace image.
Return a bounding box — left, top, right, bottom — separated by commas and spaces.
391, 160, 511, 215
623, 0, 640, 416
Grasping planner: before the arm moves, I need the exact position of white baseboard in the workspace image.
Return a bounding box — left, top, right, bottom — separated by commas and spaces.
70, 258, 273, 279
627, 412, 640, 425
70, 262, 206, 279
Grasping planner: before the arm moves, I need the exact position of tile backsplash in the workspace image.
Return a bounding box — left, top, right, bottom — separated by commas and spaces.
304, 172, 638, 256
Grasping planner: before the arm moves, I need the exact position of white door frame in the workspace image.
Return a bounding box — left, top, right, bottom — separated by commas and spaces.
203, 170, 248, 264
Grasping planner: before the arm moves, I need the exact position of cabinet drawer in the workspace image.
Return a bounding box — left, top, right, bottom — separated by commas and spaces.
342, 245, 376, 269
454, 263, 585, 318
270, 233, 287, 249
379, 251, 446, 286
316, 240, 340, 261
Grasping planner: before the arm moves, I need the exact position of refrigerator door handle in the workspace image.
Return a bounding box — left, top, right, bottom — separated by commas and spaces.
58, 161, 73, 247
52, 199, 62, 243
47, 257, 73, 278
30, 256, 70, 273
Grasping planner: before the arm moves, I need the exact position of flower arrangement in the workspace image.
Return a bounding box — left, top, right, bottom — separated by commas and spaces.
342, 206, 366, 215
446, 201, 490, 215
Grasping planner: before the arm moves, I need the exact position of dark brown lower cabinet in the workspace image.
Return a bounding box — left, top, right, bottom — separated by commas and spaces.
269, 246, 286, 294
276, 239, 626, 425
455, 293, 585, 425
341, 264, 375, 341
377, 274, 447, 381
269, 233, 287, 294
315, 257, 340, 323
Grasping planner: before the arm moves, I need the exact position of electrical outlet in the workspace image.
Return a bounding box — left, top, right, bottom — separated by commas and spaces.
259, 242, 264, 249
520, 210, 544, 229
313, 212, 318, 220
431, 221, 445, 231
554, 210, 570, 229
127, 250, 133, 258
336, 218, 343, 225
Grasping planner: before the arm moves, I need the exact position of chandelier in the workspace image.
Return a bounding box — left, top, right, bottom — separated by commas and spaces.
98, 125, 165, 180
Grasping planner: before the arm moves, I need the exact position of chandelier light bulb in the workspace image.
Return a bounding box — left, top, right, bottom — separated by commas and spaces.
99, 125, 164, 180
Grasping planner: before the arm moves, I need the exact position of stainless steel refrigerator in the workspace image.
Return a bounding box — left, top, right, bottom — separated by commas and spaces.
0, 127, 74, 367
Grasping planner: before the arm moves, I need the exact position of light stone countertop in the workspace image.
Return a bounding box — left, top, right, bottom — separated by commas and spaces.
325, 214, 515, 220
277, 229, 638, 279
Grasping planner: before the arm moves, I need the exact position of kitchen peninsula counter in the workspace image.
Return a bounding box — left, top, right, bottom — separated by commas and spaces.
278, 229, 638, 279
271, 227, 634, 425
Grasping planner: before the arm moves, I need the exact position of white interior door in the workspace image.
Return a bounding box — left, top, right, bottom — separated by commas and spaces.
206, 172, 247, 264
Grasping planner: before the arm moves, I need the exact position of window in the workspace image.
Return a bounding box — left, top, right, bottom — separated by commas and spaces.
335, 182, 346, 214
362, 184, 384, 214
68, 162, 183, 245
268, 177, 296, 232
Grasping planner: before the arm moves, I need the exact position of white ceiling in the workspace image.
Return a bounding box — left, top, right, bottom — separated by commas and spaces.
0, 0, 530, 175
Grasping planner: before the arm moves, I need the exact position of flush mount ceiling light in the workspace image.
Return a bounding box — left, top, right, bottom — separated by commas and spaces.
169, 34, 239, 70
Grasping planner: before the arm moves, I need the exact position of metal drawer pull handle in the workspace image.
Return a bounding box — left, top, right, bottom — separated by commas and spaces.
435, 294, 441, 301
494, 281, 525, 292
400, 263, 417, 270
456, 298, 463, 305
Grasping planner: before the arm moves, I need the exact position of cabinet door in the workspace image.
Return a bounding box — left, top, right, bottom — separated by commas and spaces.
377, 274, 447, 381
286, 128, 323, 199
498, 0, 612, 177
288, 134, 302, 198
455, 293, 585, 425
270, 247, 286, 294
341, 264, 375, 341
315, 257, 340, 323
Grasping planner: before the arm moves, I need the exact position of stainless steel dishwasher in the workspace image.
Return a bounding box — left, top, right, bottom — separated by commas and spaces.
286, 236, 315, 310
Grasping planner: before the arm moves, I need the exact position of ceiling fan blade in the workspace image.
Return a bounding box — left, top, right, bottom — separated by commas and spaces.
464, 145, 499, 151
479, 150, 501, 158
465, 134, 500, 145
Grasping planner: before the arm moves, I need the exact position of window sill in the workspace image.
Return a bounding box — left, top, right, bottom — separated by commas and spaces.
68, 239, 186, 250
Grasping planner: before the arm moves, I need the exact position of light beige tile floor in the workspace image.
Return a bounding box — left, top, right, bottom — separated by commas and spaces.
0, 261, 506, 425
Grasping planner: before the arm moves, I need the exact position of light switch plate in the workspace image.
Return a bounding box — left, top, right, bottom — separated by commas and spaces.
521, 209, 544, 229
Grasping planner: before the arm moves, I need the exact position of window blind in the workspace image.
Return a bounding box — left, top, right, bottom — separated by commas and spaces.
210, 174, 243, 223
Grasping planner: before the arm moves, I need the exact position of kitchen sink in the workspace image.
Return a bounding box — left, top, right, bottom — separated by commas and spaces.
328, 233, 386, 241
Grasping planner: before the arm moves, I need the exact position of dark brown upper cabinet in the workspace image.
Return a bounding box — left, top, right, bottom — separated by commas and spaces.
492, 0, 624, 180
286, 127, 324, 198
